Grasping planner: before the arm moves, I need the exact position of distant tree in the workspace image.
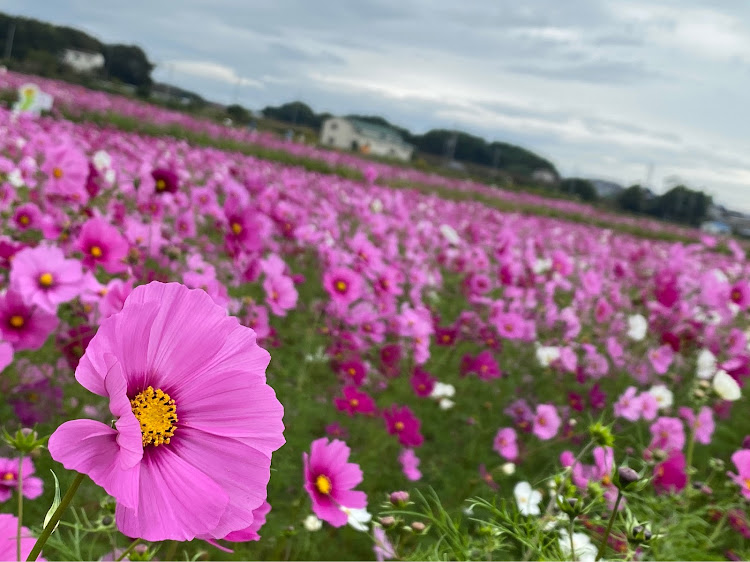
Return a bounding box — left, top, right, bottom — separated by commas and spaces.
262, 101, 321, 129
655, 185, 712, 226
226, 104, 251, 124
559, 178, 598, 202
103, 44, 154, 87
618, 185, 647, 213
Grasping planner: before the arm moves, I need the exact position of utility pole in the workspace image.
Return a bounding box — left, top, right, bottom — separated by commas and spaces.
4, 20, 15, 62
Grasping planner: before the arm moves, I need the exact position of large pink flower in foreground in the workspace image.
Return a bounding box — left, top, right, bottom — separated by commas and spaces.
0, 513, 45, 561
303, 438, 367, 527
48, 282, 285, 542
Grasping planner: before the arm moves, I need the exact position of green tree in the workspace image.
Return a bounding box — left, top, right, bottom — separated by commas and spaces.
559, 178, 598, 202
103, 44, 154, 87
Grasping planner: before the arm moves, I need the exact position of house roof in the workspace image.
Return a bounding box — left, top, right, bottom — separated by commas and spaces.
347, 118, 413, 149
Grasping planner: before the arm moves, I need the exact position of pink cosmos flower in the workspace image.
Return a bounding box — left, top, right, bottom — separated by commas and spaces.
384, 405, 424, 447
493, 311, 526, 340
13, 203, 43, 232
730, 281, 750, 310
9, 245, 84, 313
323, 267, 363, 307
374, 525, 396, 561
653, 451, 687, 494
648, 345, 674, 375
303, 438, 366, 527
532, 404, 561, 440
76, 217, 129, 273
729, 450, 750, 499
0, 342, 12, 372
339, 359, 367, 386
0, 456, 43, 502
220, 502, 271, 543
398, 448, 422, 481
151, 168, 179, 195
99, 278, 135, 319
263, 274, 298, 317
472, 350, 502, 380
679, 407, 715, 445
0, 513, 45, 561
334, 386, 376, 416
0, 290, 59, 351
48, 282, 285, 541
493, 427, 519, 461
649, 417, 685, 453
614, 387, 641, 421
42, 141, 89, 201
638, 392, 659, 421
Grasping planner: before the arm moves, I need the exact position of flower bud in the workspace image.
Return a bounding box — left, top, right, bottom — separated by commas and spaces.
2, 428, 48, 454
389, 491, 410, 507
378, 516, 396, 528
614, 465, 641, 491
411, 521, 426, 532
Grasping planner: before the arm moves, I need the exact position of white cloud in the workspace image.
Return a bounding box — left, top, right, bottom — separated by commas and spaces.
160, 60, 263, 88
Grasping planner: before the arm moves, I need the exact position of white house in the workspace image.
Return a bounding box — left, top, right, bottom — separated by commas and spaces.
320, 117, 414, 161
61, 49, 105, 73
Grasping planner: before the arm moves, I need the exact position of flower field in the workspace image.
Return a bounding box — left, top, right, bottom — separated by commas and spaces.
0, 73, 749, 561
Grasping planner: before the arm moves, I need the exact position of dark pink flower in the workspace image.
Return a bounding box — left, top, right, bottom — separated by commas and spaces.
410, 366, 436, 397
324, 267, 363, 307
0, 513, 44, 561
76, 217, 129, 273
653, 452, 687, 494
334, 386, 376, 416
303, 438, 366, 527
0, 456, 43, 502
384, 405, 424, 447
0, 290, 59, 351
151, 168, 179, 195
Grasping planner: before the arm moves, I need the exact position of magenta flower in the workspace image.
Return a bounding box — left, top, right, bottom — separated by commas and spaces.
334, 386, 376, 416
472, 350, 502, 381
398, 448, 422, 481
339, 358, 367, 386
13, 203, 42, 231
323, 267, 363, 307
730, 281, 750, 310
48, 282, 285, 541
532, 404, 561, 440
729, 450, 750, 499
0, 290, 59, 351
653, 451, 687, 494
493, 427, 519, 461
9, 245, 84, 313
649, 417, 685, 453
76, 217, 129, 273
410, 366, 436, 397
219, 502, 271, 543
0, 457, 43, 502
151, 168, 179, 195
384, 405, 424, 447
0, 513, 44, 561
303, 438, 366, 527
99, 278, 134, 319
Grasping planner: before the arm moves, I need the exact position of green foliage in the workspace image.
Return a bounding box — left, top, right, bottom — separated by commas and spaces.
262, 101, 322, 129
616, 184, 712, 227
559, 177, 598, 202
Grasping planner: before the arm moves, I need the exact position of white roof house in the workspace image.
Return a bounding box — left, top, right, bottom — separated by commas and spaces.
61, 49, 105, 73
320, 117, 414, 161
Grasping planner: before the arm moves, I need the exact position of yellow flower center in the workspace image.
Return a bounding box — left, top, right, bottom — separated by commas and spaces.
315, 474, 332, 495
745, 478, 750, 490
347, 367, 357, 376
90, 246, 103, 258
602, 474, 611, 486
19, 215, 30, 226
155, 178, 166, 192
442, 334, 451, 342
335, 280, 347, 293
732, 289, 741, 302
349, 398, 359, 407
2, 472, 13, 481
52, 167, 63, 179
130, 386, 178, 447
394, 421, 405, 432
9, 315, 24, 329
38, 272, 54, 287
231, 222, 242, 235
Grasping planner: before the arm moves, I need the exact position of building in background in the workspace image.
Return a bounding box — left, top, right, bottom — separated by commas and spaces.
61, 49, 105, 73
320, 117, 414, 161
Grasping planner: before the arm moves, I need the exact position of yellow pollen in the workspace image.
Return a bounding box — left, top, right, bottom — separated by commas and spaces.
18, 214, 30, 226
9, 315, 24, 329
90, 246, 103, 258
130, 386, 178, 447
335, 280, 348, 293
418, 384, 426, 391
394, 421, 405, 432
602, 474, 611, 486
231, 222, 242, 235
732, 289, 741, 302
272, 290, 279, 301
347, 367, 357, 376
2, 472, 13, 481
38, 272, 54, 287
441, 334, 451, 342
745, 478, 750, 490
155, 178, 166, 191
349, 398, 359, 407
315, 474, 332, 495
504, 323, 514, 333
52, 167, 63, 179
480, 364, 488, 373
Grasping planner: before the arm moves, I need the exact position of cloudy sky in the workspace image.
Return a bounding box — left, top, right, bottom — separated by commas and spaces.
4, 0, 750, 211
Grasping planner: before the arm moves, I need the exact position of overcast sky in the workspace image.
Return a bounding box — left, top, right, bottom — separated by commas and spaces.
4, 0, 750, 211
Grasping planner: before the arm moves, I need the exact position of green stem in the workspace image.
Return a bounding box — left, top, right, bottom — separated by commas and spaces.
595, 489, 623, 561
162, 540, 178, 561
684, 424, 697, 494
26, 472, 85, 562
17, 452, 24, 562
116, 538, 143, 561
706, 511, 728, 548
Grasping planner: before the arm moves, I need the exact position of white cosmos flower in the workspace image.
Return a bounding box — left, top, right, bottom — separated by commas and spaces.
713, 369, 741, 401
559, 530, 598, 562
536, 345, 560, 367
303, 514, 322, 532
341, 506, 372, 532
8, 169, 23, 187
370, 198, 383, 213
627, 314, 648, 341
514, 481, 542, 516
439, 398, 455, 410
439, 224, 461, 245
648, 384, 673, 410
501, 462, 516, 475
93, 150, 112, 172
430, 382, 456, 399
532, 258, 552, 274
696, 349, 717, 379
